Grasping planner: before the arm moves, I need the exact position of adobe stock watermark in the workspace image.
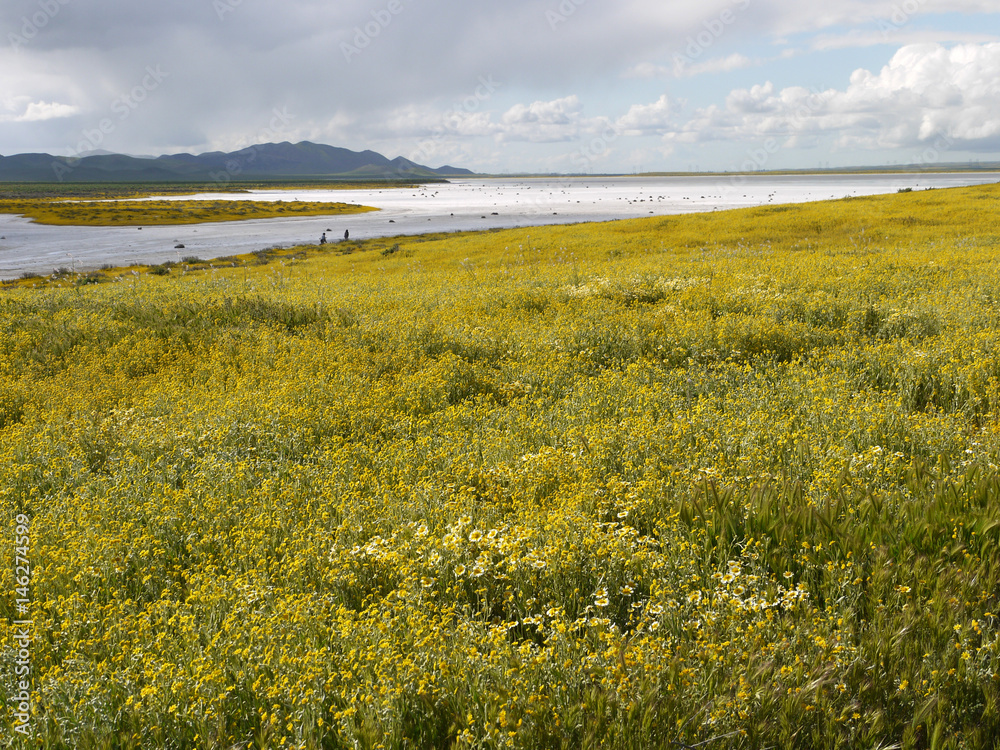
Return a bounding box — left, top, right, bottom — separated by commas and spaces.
723, 87, 833, 190
571, 124, 622, 173
10, 513, 33, 738
409, 76, 500, 168
208, 107, 296, 185
341, 0, 414, 63
912, 133, 956, 168
8, 0, 72, 52
546, 0, 587, 30
878, 0, 928, 40
213, 0, 243, 21
509, 123, 622, 218
888, 133, 957, 191
673, 0, 751, 75
52, 65, 170, 181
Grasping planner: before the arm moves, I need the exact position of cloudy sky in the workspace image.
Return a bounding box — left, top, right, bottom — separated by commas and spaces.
2, 0, 999, 173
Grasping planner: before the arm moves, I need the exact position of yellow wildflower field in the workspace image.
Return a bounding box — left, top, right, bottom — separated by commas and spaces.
2, 183, 1000, 748
0, 198, 375, 227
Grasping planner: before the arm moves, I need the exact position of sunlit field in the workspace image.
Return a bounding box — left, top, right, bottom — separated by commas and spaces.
3, 183, 1000, 748
0, 198, 375, 227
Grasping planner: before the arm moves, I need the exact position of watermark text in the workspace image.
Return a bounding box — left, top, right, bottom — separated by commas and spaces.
11, 513, 33, 737
8, 0, 72, 52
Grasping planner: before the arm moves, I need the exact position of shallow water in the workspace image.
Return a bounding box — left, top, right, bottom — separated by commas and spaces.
2, 172, 998, 278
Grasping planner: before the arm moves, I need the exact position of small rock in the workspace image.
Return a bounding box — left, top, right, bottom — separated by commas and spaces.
175, 244, 185, 249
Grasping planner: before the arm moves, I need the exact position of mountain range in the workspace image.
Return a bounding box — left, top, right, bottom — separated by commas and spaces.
0, 141, 475, 182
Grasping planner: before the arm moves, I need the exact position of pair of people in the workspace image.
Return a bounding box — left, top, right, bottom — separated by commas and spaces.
319, 230, 349, 245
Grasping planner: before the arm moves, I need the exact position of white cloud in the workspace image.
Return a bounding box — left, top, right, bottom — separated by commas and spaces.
22, 101, 79, 121
3, 0, 1000, 170
0, 100, 79, 123
498, 96, 584, 142
659, 43, 1000, 153
617, 95, 672, 135
725, 82, 780, 114
761, 0, 1000, 39
319, 95, 591, 146
622, 62, 673, 78
626, 53, 758, 79
681, 53, 757, 77
832, 42, 1000, 147
811, 29, 1000, 52
623, 62, 672, 79
384, 107, 498, 139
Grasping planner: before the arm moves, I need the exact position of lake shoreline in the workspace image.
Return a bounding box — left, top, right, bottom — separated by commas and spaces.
2, 172, 999, 279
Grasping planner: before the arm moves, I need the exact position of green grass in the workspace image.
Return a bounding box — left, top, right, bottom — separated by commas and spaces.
2, 183, 1000, 748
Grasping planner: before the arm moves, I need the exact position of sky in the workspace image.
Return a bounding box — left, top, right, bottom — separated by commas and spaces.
2, 0, 999, 173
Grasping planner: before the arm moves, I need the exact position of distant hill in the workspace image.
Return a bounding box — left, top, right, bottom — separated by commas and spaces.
0, 141, 476, 182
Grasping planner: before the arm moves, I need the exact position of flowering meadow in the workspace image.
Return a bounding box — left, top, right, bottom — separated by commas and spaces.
0, 198, 375, 226
3, 183, 1000, 748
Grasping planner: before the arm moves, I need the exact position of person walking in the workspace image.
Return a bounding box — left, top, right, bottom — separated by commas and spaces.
319, 232, 327, 245
344, 229, 349, 241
